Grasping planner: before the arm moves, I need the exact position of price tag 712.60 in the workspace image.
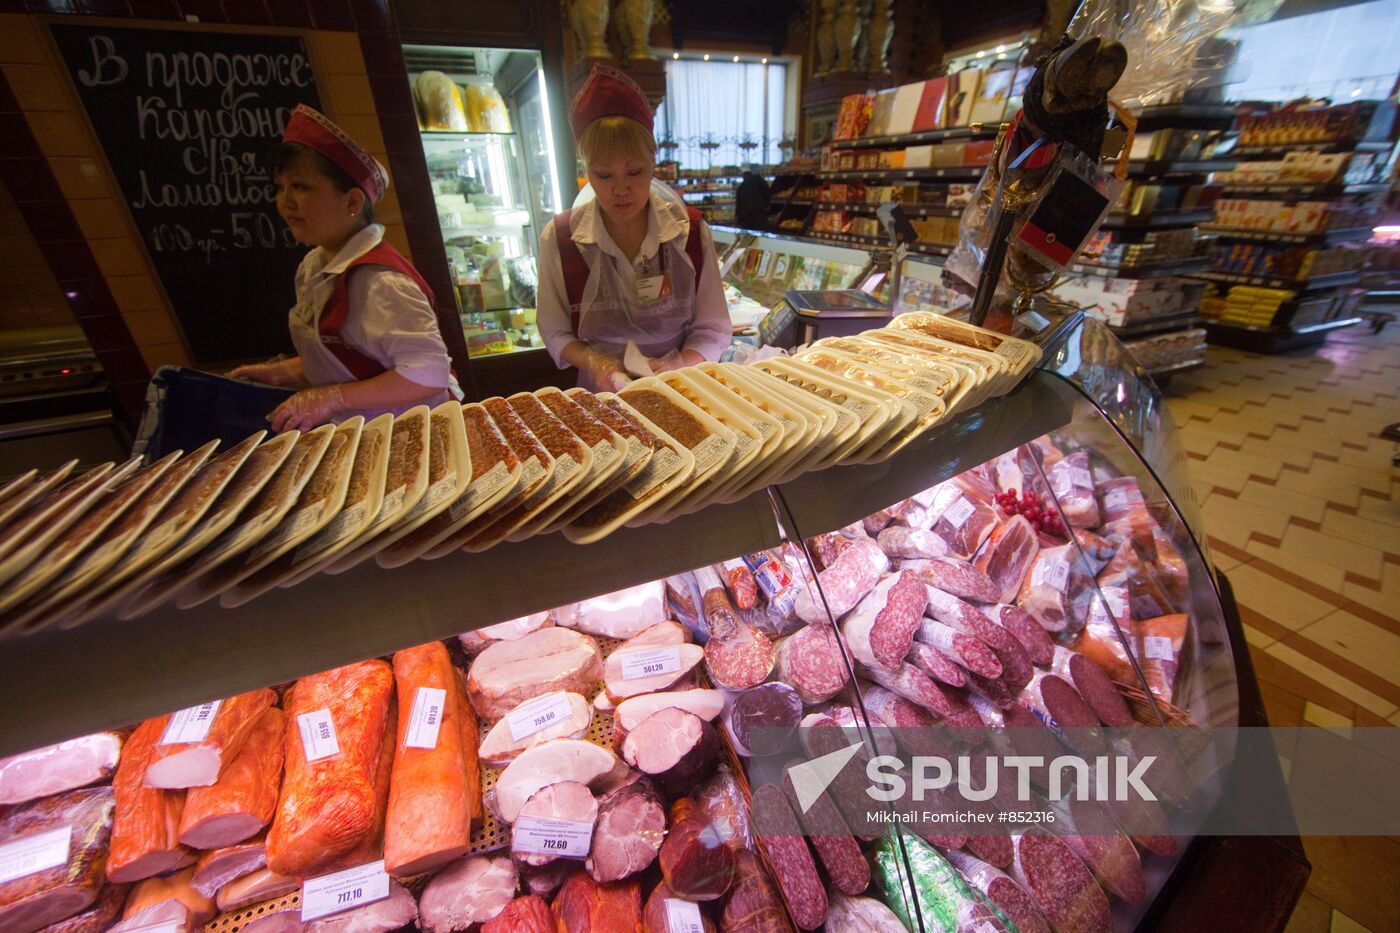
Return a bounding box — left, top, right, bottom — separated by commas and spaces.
511, 816, 594, 859
300, 860, 390, 922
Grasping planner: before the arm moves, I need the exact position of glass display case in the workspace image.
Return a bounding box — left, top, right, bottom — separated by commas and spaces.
405, 45, 563, 361
0, 314, 1297, 932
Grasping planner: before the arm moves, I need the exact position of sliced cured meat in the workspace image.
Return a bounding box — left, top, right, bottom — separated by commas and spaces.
793, 537, 889, 625
122, 867, 214, 925
875, 525, 949, 559
305, 879, 417, 933
726, 683, 803, 757
900, 556, 999, 603
0, 733, 122, 806
586, 778, 665, 883
1047, 452, 1100, 528
512, 782, 598, 869
385, 642, 482, 878
928, 483, 997, 560
492, 739, 627, 825
989, 604, 1055, 667
702, 621, 774, 691
266, 660, 396, 878
1019, 670, 1105, 757
458, 612, 553, 654
146, 688, 276, 789
749, 783, 826, 930
1018, 545, 1082, 633
973, 515, 1040, 604
780, 763, 869, 896
863, 501, 908, 535
551, 872, 643, 932
107, 900, 194, 933
772, 624, 851, 704
922, 587, 1033, 692
914, 619, 1002, 679
966, 834, 1014, 869
1051, 647, 1133, 728
0, 786, 114, 933
824, 891, 908, 931
108, 717, 193, 883
33, 882, 125, 933
520, 861, 573, 900
1062, 799, 1146, 902
481, 895, 552, 933
856, 660, 955, 719
906, 641, 967, 688
719, 850, 787, 932
945, 850, 1050, 933
480, 691, 592, 766
179, 706, 284, 849
214, 867, 299, 912
604, 622, 700, 701
643, 883, 716, 933
418, 855, 518, 933
555, 581, 666, 639
615, 690, 724, 733
1010, 833, 1111, 933
719, 558, 757, 610
234, 904, 303, 933
468, 627, 604, 722
693, 766, 753, 853
840, 571, 927, 671
659, 798, 736, 902
191, 836, 265, 899
621, 708, 720, 798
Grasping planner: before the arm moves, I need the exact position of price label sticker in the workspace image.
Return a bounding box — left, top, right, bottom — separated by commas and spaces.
160, 700, 222, 745
618, 645, 682, 681
511, 816, 594, 858
403, 687, 448, 750
0, 826, 70, 884
300, 859, 390, 922
943, 496, 976, 530
1105, 587, 1129, 620
665, 898, 705, 933
1143, 635, 1175, 661
297, 708, 340, 762
506, 692, 574, 742
1045, 556, 1071, 593
1071, 466, 1094, 489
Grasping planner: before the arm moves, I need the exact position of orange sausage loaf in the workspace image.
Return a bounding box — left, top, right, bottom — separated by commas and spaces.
108, 717, 194, 883
178, 707, 285, 850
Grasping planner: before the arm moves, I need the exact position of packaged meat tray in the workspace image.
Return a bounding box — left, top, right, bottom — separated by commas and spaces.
890, 310, 1042, 382
657, 369, 776, 509
551, 389, 656, 527
695, 363, 817, 488
617, 378, 739, 523
378, 404, 523, 567
879, 321, 1015, 398
323, 405, 433, 574
750, 357, 908, 465
818, 335, 977, 415
0, 459, 76, 543
732, 365, 856, 475
0, 458, 127, 587
0, 468, 42, 525
793, 347, 948, 457
511, 388, 628, 538
863, 328, 1001, 407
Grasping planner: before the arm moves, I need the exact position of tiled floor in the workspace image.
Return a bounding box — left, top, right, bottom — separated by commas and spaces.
1164, 322, 1400, 933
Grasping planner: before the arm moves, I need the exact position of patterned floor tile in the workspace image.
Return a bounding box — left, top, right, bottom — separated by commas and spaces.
1263, 642, 1396, 720
1298, 610, 1400, 684
1237, 479, 1332, 525
1273, 525, 1386, 581
1228, 563, 1341, 631
1246, 539, 1348, 591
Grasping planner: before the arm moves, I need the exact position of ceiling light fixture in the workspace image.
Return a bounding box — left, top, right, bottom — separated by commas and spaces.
672, 52, 679, 60
733, 55, 740, 62
703, 53, 710, 61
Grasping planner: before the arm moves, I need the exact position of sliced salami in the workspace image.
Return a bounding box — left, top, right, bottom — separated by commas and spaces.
841, 571, 928, 671
751, 783, 827, 930
945, 849, 1051, 933
703, 620, 775, 690
906, 640, 967, 689
923, 587, 1033, 692
1010, 832, 1112, 933
965, 834, 1014, 869
914, 619, 1002, 679
1018, 669, 1106, 757
989, 604, 1055, 667
1062, 798, 1146, 902
773, 624, 851, 704
1051, 647, 1134, 728
900, 557, 999, 603
781, 762, 870, 896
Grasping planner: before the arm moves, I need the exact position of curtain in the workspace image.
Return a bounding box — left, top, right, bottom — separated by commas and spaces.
656, 60, 787, 169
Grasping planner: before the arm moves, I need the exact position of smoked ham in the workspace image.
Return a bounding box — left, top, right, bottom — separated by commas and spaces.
215, 868, 299, 912
418, 855, 518, 933
266, 660, 396, 878
179, 707, 284, 849
482, 895, 553, 933
32, 882, 127, 933
0, 786, 114, 932
0, 733, 122, 806
191, 836, 266, 899
384, 642, 481, 878
108, 717, 194, 883
122, 867, 214, 926
145, 688, 276, 789
490, 739, 627, 825
551, 872, 643, 932
479, 692, 592, 767
467, 628, 604, 723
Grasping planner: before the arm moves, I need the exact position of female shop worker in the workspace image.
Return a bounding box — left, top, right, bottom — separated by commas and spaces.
229, 104, 460, 431
536, 65, 730, 391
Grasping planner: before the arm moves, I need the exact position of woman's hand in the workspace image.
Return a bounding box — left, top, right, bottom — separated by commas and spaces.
269, 384, 346, 433
227, 357, 308, 388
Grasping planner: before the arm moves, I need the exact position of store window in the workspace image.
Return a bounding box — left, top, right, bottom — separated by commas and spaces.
1224, 0, 1400, 101
657, 59, 789, 169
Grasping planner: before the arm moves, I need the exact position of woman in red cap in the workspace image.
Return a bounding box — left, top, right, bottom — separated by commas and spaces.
229, 104, 460, 430
536, 65, 730, 391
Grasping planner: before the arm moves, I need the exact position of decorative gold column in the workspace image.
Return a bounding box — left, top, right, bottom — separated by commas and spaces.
833, 0, 864, 73
569, 0, 613, 61
866, 0, 892, 74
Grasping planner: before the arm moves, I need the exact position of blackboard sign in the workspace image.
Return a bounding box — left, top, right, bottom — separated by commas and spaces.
50, 24, 323, 364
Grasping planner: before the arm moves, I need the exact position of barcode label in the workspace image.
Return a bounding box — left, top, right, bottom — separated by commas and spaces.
300, 860, 390, 922
160, 701, 222, 745
626, 447, 686, 498
592, 440, 621, 469
297, 502, 366, 560
1143, 635, 1175, 661
403, 473, 457, 523
367, 486, 407, 534
1033, 555, 1071, 593
403, 687, 448, 750
452, 461, 513, 521
298, 709, 340, 762
250, 506, 322, 562
689, 436, 729, 473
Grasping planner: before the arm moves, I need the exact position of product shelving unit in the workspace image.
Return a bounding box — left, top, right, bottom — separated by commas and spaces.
671, 171, 745, 225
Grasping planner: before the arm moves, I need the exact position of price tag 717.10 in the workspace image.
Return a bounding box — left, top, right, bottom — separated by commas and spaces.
300, 860, 390, 922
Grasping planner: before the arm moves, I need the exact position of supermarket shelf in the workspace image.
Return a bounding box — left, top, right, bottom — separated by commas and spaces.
1195, 270, 1362, 291
1111, 313, 1204, 340
809, 230, 954, 256
1205, 316, 1362, 352
1197, 226, 1375, 245
1216, 182, 1391, 198
1134, 103, 1238, 129
830, 125, 999, 150
818, 167, 985, 182
1145, 358, 1207, 378
1066, 258, 1211, 280
1128, 159, 1236, 178
1234, 140, 1393, 158
1102, 209, 1215, 230
812, 202, 964, 218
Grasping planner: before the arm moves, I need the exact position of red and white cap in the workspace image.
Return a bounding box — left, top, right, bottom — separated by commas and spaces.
568, 64, 653, 142
282, 104, 389, 203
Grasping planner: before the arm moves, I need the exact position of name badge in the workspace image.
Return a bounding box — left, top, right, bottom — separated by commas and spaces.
635, 272, 671, 304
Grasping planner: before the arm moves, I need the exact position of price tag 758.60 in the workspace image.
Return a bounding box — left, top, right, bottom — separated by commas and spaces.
506, 691, 574, 743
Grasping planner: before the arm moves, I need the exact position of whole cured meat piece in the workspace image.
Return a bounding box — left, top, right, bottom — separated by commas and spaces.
305, 879, 418, 933
551, 871, 642, 932
0, 786, 114, 933
1062, 799, 1146, 902
659, 798, 736, 902
0, 733, 122, 807
214, 867, 298, 912
179, 706, 284, 849
1051, 647, 1133, 728
621, 708, 720, 798
772, 624, 851, 704
824, 891, 908, 931
859, 683, 941, 757
899, 556, 999, 603
875, 525, 949, 560
512, 782, 598, 869
555, 581, 666, 639
605, 623, 703, 702
33, 882, 126, 933
491, 739, 627, 825
944, 850, 1051, 933
905, 641, 967, 688
1010, 833, 1111, 933
805, 531, 852, 571
481, 895, 553, 933
108, 717, 193, 883
719, 850, 787, 932
1019, 669, 1105, 757
458, 612, 553, 654
693, 766, 752, 853
862, 500, 908, 536
1070, 582, 1137, 685
385, 641, 482, 878
122, 867, 214, 925
1017, 545, 1082, 633
719, 558, 758, 609
841, 571, 927, 671
643, 883, 716, 933
703, 620, 775, 691
1072, 528, 1118, 576
749, 783, 826, 930
1047, 452, 1101, 528
726, 683, 803, 757
922, 587, 1033, 692
973, 515, 1040, 605
989, 604, 1055, 667
480, 692, 592, 766
1138, 613, 1188, 705
1150, 524, 1190, 608
857, 660, 955, 719
928, 483, 998, 560
586, 778, 664, 883
145, 688, 276, 789
780, 762, 869, 896
615, 690, 725, 734
468, 627, 604, 722
190, 836, 265, 899
914, 619, 1003, 679
793, 537, 889, 625
418, 855, 518, 933
106, 900, 193, 933
266, 659, 396, 878
966, 834, 1014, 869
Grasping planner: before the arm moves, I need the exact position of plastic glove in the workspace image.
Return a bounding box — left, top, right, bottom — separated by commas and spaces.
227, 357, 306, 388
269, 384, 346, 433
580, 348, 626, 390
646, 350, 686, 374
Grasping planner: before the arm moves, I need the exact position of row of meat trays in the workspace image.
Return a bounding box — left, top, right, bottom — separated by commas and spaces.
0, 312, 1040, 633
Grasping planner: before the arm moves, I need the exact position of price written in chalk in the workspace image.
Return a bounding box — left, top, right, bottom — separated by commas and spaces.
505, 692, 574, 743
617, 645, 682, 681
300, 860, 389, 922
512, 816, 594, 859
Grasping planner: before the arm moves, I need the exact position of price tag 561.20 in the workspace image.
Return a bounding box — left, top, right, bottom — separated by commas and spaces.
506, 691, 574, 743
617, 645, 682, 681
512, 816, 594, 858
300, 860, 390, 922
297, 708, 340, 762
